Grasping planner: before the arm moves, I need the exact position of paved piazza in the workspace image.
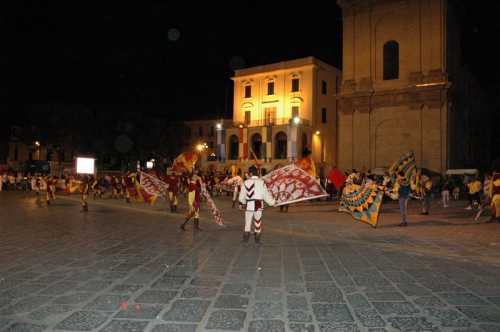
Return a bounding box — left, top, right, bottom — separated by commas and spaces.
1, 191, 500, 332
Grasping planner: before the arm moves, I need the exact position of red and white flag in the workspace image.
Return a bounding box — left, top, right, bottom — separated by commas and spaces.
139, 171, 169, 204
263, 164, 327, 206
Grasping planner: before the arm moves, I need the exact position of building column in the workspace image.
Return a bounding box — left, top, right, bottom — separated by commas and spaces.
216, 127, 226, 162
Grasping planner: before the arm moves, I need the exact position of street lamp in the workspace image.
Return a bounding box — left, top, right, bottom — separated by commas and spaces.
293, 116, 301, 125
34, 141, 40, 147
315, 130, 321, 135
216, 123, 222, 130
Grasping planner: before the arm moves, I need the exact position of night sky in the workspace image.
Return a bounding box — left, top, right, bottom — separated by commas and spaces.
2, 1, 499, 120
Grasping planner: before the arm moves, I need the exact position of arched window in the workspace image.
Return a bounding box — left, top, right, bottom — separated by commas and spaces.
229, 135, 239, 160
383, 41, 399, 80
275, 132, 287, 159
251, 133, 262, 159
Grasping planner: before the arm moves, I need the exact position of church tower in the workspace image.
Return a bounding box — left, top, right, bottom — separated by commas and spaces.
337, 0, 451, 172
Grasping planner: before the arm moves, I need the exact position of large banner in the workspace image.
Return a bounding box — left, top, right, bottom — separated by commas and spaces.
341, 182, 384, 228
263, 164, 327, 206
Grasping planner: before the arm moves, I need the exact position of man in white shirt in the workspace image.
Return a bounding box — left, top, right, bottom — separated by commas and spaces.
238, 166, 276, 244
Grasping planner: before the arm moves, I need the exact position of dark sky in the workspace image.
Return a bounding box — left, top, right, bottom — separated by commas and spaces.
1, 1, 498, 120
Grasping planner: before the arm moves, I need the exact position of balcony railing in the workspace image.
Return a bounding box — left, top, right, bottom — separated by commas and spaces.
241, 117, 311, 127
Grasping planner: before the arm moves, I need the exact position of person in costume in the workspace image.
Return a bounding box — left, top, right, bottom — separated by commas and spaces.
486, 171, 500, 223
397, 171, 411, 227
45, 176, 57, 205
165, 170, 180, 212
238, 165, 276, 244
420, 175, 432, 215
180, 171, 203, 231
226, 170, 243, 208
466, 176, 482, 210
80, 175, 90, 212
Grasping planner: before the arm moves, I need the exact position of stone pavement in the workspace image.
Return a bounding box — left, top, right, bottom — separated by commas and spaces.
1, 191, 500, 332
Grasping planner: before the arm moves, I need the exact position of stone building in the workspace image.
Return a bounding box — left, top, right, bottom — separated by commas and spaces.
224, 57, 340, 168
336, 0, 486, 173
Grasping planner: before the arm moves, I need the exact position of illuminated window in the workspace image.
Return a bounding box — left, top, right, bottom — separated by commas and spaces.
244, 85, 252, 98
322, 108, 327, 123
267, 81, 274, 95
245, 111, 251, 125
383, 41, 399, 80
292, 78, 300, 92
322, 81, 327, 95
292, 106, 299, 118
264, 107, 276, 125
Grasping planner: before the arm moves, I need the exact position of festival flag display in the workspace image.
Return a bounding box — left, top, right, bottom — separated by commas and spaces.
328, 168, 346, 190
340, 182, 384, 227
172, 152, 198, 173
263, 164, 327, 206
200, 183, 224, 226
388, 151, 422, 199
295, 155, 317, 177
139, 171, 170, 205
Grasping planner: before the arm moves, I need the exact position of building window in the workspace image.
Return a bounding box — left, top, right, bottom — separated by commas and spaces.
292, 106, 299, 118
302, 133, 310, 157
264, 107, 276, 126
209, 126, 214, 137
209, 141, 214, 149
198, 127, 203, 137
245, 111, 251, 125
267, 81, 275, 95
322, 80, 327, 95
275, 132, 287, 159
251, 133, 262, 159
291, 78, 300, 92
383, 41, 399, 80
229, 135, 239, 160
186, 127, 191, 137
244, 85, 252, 98
322, 108, 327, 123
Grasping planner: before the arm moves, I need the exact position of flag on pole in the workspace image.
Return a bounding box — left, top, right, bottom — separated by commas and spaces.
139, 171, 169, 205
200, 183, 224, 226
172, 152, 198, 173
340, 182, 384, 227
263, 164, 327, 206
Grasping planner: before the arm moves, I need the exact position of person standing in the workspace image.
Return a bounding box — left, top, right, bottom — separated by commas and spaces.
238, 165, 276, 244
441, 178, 451, 208
165, 171, 180, 213
80, 176, 90, 212
466, 177, 482, 210
397, 171, 411, 226
486, 171, 500, 223
420, 175, 432, 215
226, 171, 243, 208
180, 171, 203, 231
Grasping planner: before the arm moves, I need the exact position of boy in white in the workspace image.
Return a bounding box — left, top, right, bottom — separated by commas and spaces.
239, 166, 276, 244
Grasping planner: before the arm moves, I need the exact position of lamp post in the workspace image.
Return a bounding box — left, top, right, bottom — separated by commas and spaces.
34, 141, 40, 160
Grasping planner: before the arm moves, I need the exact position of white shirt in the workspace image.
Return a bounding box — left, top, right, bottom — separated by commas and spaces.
239, 176, 276, 211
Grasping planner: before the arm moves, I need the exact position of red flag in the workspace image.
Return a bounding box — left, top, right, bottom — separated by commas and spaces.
328, 168, 346, 190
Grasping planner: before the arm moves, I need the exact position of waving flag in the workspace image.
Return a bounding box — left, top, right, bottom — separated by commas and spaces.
139, 171, 169, 205
200, 183, 224, 226
341, 182, 384, 227
263, 164, 327, 206
295, 156, 317, 177
388, 151, 422, 199
328, 168, 346, 190
172, 152, 198, 173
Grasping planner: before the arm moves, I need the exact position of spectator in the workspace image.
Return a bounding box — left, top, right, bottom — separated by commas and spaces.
441, 177, 451, 208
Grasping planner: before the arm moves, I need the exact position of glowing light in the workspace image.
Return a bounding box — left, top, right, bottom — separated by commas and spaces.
238, 124, 244, 128
34, 141, 40, 147
293, 116, 300, 125
76, 157, 95, 174
415, 82, 446, 87
146, 161, 154, 169
196, 144, 204, 152
315, 130, 320, 135
216, 123, 222, 130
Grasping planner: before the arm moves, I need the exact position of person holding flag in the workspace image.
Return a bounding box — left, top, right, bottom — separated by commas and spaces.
226, 170, 243, 208
239, 165, 276, 244
180, 171, 203, 231
165, 170, 180, 213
